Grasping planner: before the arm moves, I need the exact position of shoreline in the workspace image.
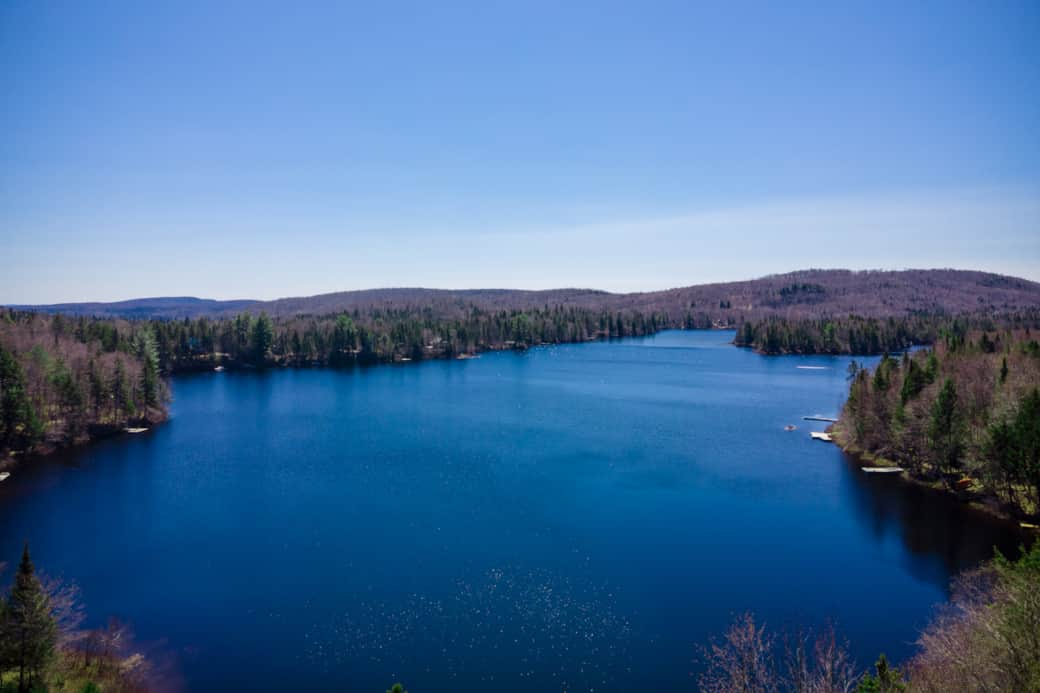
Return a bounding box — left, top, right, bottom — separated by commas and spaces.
0, 410, 167, 477
0, 328, 720, 475
829, 424, 1038, 531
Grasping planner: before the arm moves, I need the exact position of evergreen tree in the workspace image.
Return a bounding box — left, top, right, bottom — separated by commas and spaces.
1011, 389, 1040, 509
999, 356, 1009, 385
136, 328, 161, 408
251, 312, 275, 365
924, 350, 939, 383
928, 378, 965, 476
856, 654, 906, 692
900, 359, 928, 404
1, 544, 57, 691
111, 358, 135, 421
0, 342, 43, 451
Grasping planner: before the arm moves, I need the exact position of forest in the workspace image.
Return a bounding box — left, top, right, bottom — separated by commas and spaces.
733, 312, 1040, 355
0, 311, 166, 461
835, 328, 1040, 518
21, 269, 1040, 324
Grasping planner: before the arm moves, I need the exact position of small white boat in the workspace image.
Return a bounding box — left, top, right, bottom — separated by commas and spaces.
810, 431, 833, 442
0, 472, 10, 482
214, 365, 225, 372
124, 427, 149, 434
862, 467, 904, 474
796, 366, 829, 370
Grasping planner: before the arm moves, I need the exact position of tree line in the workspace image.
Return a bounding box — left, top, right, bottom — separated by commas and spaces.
837, 328, 1040, 518
698, 540, 1040, 692
0, 305, 668, 459
145, 306, 668, 370
734, 311, 1040, 355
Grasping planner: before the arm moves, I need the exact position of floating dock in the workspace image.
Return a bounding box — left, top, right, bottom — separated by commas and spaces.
803, 415, 839, 423
862, 467, 904, 474
810, 432, 833, 442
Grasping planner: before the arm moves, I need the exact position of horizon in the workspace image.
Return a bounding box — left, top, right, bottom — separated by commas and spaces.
3, 2, 1039, 303
8, 265, 1040, 307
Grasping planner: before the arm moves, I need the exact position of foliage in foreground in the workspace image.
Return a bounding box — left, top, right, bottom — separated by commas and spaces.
698, 540, 1040, 692
0, 545, 155, 692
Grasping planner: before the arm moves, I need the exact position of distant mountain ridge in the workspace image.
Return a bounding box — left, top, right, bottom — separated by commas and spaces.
7, 296, 260, 319
11, 269, 1040, 321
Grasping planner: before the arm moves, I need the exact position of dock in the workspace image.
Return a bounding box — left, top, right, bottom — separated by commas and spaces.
861, 467, 904, 474
810, 432, 833, 442
803, 415, 838, 423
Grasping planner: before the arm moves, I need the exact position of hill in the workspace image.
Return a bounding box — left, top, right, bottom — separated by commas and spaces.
9, 296, 260, 319
10, 269, 1040, 322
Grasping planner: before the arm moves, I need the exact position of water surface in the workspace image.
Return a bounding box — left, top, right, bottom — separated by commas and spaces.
0, 331, 1023, 690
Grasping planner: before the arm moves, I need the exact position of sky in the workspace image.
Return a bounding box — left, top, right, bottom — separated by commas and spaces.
2, 0, 1039, 303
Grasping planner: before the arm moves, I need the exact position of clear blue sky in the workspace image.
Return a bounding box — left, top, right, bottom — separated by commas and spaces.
2, 0, 1038, 302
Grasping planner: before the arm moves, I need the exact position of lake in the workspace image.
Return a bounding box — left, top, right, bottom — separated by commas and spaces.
0, 330, 1025, 691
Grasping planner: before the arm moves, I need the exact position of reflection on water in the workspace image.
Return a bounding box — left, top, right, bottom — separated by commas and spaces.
843, 453, 1027, 591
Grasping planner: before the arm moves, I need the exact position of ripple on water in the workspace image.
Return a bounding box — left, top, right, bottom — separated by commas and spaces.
301, 566, 633, 689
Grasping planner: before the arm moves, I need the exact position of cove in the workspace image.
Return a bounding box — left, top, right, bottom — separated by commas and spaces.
0, 330, 1024, 691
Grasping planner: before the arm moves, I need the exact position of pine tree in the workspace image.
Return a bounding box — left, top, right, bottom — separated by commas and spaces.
0, 342, 44, 451
136, 328, 161, 408
855, 653, 906, 692
900, 359, 928, 404
111, 357, 135, 421
1, 544, 57, 691
251, 312, 274, 365
1011, 389, 1040, 510
929, 378, 965, 477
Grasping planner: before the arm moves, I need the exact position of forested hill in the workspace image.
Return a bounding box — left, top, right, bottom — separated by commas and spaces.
13, 269, 1040, 322
9, 296, 260, 319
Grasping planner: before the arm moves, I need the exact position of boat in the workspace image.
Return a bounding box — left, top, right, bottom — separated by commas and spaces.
0, 472, 10, 482
784, 425, 797, 431
809, 431, 833, 442
124, 427, 148, 434
214, 365, 225, 372
803, 415, 839, 423
861, 467, 904, 473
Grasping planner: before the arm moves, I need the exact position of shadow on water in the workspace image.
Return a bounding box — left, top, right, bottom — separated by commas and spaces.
841, 451, 1029, 592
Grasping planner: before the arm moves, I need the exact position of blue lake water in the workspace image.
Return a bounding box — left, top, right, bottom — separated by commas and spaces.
0, 330, 1025, 691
